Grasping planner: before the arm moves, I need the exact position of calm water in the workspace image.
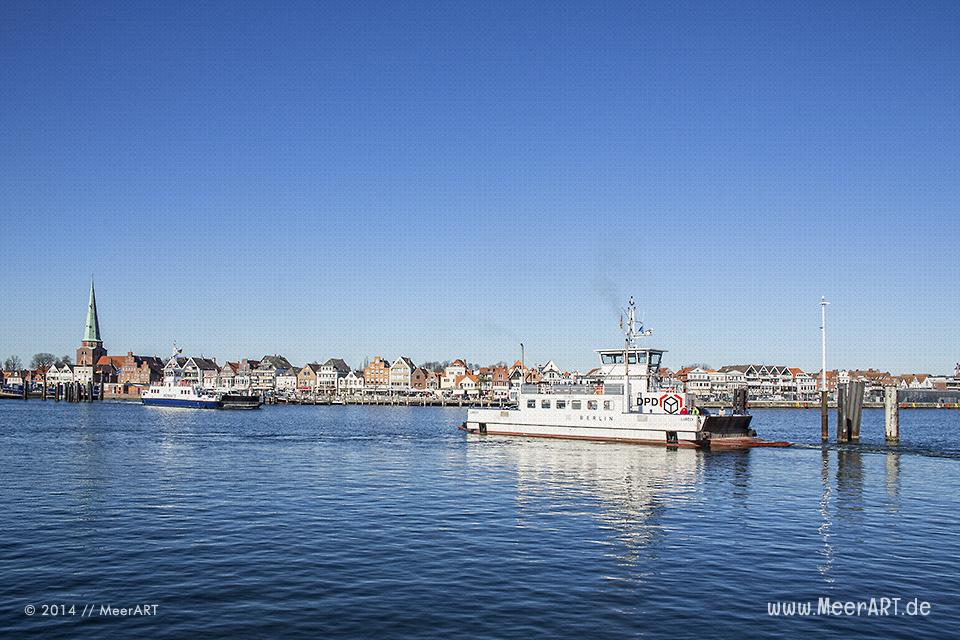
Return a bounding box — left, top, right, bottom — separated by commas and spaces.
1, 402, 958, 639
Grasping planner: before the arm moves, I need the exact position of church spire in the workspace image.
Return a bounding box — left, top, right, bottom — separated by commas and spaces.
83, 279, 102, 344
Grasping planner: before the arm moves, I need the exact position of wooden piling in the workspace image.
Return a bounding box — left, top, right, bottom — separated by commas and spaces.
820, 390, 828, 442
849, 381, 865, 442
884, 386, 900, 442
836, 383, 847, 443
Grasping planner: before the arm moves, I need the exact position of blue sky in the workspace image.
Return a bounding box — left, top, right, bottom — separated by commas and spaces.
2, 1, 958, 374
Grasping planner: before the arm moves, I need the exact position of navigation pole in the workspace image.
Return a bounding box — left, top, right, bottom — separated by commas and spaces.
820, 296, 830, 441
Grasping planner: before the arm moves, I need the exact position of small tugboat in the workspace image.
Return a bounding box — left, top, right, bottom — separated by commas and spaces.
219, 391, 263, 410
463, 297, 788, 449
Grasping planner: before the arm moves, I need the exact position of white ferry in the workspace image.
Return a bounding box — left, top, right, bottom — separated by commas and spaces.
142, 379, 222, 409
142, 356, 262, 409
463, 298, 787, 449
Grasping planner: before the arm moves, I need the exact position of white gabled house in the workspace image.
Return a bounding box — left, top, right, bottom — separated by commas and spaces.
340, 370, 365, 394
390, 356, 416, 390
539, 360, 563, 384
319, 358, 351, 392
441, 360, 468, 390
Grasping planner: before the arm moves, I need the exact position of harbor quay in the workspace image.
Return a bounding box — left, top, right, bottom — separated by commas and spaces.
3, 280, 960, 407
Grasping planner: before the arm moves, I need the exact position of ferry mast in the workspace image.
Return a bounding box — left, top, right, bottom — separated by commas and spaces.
621, 296, 652, 413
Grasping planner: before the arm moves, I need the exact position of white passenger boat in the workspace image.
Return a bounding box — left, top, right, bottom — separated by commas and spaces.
463, 297, 787, 449
142, 359, 262, 410
142, 379, 222, 409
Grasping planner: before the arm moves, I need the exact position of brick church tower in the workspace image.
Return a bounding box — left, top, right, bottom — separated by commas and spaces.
76, 280, 107, 372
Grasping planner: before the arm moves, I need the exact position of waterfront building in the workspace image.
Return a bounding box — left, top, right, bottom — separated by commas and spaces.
576, 367, 603, 385
945, 365, 960, 391
389, 356, 416, 391
686, 367, 714, 397
163, 357, 187, 384
112, 352, 164, 387
898, 373, 933, 389
182, 357, 219, 389
491, 366, 510, 399
318, 358, 351, 392
476, 367, 491, 396
46, 364, 76, 387
252, 355, 295, 391
441, 360, 468, 390
341, 369, 365, 394
276, 367, 299, 392
94, 356, 123, 384
297, 363, 321, 392
539, 360, 563, 384
524, 367, 542, 384
508, 361, 527, 400
218, 362, 239, 389
455, 371, 479, 397
411, 367, 430, 391
364, 355, 391, 391
75, 281, 107, 384
716, 366, 746, 393
234, 359, 260, 390
789, 368, 818, 399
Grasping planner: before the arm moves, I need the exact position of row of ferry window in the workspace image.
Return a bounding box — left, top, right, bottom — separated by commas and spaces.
528, 399, 614, 411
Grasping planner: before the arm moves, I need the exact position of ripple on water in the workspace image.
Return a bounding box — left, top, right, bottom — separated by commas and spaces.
0, 403, 957, 639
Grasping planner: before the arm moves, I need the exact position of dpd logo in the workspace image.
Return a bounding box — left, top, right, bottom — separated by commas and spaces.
659, 393, 683, 414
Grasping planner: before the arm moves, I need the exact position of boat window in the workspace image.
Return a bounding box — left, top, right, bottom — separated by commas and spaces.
603, 400, 612, 410
527, 399, 536, 408
571, 400, 581, 410
541, 399, 551, 409
649, 352, 662, 368
556, 399, 566, 409
602, 352, 648, 365
587, 400, 597, 410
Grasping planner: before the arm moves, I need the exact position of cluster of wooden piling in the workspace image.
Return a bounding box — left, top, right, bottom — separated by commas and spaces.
26, 381, 103, 403
822, 383, 899, 444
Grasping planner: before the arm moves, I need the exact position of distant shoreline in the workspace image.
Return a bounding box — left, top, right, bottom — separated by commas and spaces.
4, 394, 959, 410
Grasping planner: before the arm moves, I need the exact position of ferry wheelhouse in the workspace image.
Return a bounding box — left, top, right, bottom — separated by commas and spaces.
464, 298, 783, 449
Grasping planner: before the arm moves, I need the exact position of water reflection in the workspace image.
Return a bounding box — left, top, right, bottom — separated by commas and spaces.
836, 447, 865, 513
818, 447, 834, 583
468, 437, 702, 564
74, 404, 108, 524
726, 449, 752, 501
885, 450, 901, 510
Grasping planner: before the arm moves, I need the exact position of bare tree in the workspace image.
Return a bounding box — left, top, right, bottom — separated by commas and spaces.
56, 355, 72, 367
31, 353, 56, 371
4, 355, 23, 371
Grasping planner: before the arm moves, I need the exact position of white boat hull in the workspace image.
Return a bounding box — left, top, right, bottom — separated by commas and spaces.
465, 407, 704, 447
